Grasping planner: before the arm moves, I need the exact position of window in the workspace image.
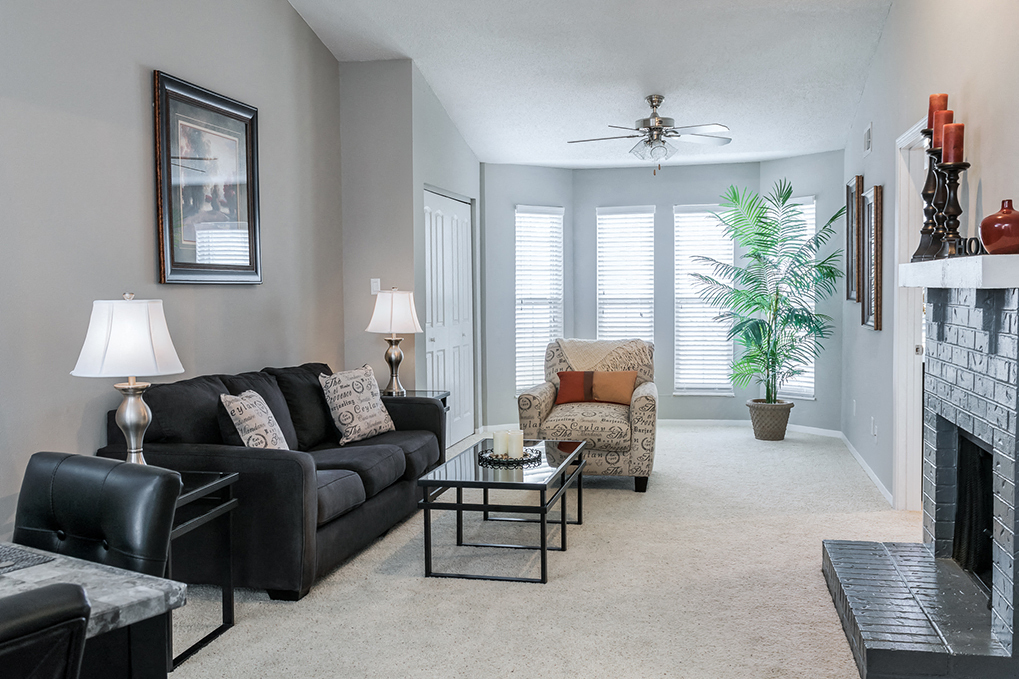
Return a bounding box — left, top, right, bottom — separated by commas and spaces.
596, 206, 654, 341
515, 205, 564, 393
778, 197, 817, 400
674, 205, 734, 395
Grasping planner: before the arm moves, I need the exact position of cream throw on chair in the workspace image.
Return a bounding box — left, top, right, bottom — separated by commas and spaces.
518, 338, 657, 492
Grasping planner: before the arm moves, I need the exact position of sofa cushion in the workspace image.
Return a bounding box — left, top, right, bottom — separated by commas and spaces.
308, 445, 406, 498
316, 469, 366, 526
319, 366, 395, 445
220, 372, 299, 450
143, 374, 229, 444
343, 430, 440, 481
539, 402, 631, 453
219, 391, 290, 450
262, 364, 334, 451
555, 370, 638, 406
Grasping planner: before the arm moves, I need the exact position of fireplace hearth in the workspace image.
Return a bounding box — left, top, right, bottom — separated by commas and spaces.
824, 287, 1019, 679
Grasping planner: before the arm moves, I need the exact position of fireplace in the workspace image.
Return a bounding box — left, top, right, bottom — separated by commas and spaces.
823, 286, 1019, 679
953, 430, 993, 590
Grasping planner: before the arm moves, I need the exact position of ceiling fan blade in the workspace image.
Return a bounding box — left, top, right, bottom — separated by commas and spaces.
567, 134, 643, 143
665, 123, 730, 135
671, 134, 732, 146
608, 124, 638, 131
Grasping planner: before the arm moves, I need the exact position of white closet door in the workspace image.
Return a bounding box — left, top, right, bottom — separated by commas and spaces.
424, 190, 475, 445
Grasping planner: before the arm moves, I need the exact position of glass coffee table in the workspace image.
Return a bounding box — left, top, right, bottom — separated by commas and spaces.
418, 438, 585, 584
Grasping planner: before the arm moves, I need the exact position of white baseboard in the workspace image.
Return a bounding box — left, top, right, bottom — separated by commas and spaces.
838, 432, 893, 506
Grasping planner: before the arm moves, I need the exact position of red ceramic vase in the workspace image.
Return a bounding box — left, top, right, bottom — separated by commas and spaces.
980, 200, 1019, 254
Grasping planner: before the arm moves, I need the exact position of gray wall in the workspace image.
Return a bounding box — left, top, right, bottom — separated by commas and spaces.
410, 64, 481, 389
339, 60, 415, 383
0, 0, 343, 538
480, 164, 575, 425
339, 60, 479, 389
481, 152, 846, 427
840, 0, 1019, 491
760, 151, 846, 431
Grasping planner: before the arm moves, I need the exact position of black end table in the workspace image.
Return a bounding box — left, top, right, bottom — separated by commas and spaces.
167, 471, 239, 669
418, 439, 584, 584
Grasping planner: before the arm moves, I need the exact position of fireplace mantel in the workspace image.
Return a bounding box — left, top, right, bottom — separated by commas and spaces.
899, 255, 1019, 289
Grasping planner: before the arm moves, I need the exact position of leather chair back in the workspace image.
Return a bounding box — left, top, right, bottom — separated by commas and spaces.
0, 583, 91, 679
14, 452, 182, 577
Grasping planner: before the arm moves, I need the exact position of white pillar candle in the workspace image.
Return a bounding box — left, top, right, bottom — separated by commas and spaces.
493, 430, 510, 456
508, 430, 524, 458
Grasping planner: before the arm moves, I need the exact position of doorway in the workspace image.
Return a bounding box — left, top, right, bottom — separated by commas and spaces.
423, 189, 476, 445
892, 120, 928, 511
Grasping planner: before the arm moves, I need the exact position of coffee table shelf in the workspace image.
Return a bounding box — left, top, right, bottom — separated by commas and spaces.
418, 439, 585, 584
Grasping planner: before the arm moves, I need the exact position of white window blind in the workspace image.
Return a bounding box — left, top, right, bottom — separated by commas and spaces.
674, 205, 733, 395
515, 205, 565, 393
778, 197, 816, 400
596, 206, 654, 341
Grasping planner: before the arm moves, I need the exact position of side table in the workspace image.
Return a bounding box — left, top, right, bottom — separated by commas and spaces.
167, 471, 239, 669
387, 389, 450, 412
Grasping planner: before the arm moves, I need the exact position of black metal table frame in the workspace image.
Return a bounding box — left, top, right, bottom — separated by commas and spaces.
421, 456, 584, 584
166, 472, 239, 670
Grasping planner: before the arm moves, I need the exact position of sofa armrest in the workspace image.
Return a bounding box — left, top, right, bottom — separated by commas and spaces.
629, 381, 658, 476
381, 396, 446, 465
97, 442, 318, 598
517, 381, 557, 439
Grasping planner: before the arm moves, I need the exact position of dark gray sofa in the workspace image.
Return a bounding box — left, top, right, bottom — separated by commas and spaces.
97, 362, 445, 601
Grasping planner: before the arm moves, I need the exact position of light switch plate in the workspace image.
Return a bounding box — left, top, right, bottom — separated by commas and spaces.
371, 278, 380, 295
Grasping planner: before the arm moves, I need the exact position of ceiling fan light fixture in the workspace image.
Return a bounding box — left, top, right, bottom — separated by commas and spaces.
630, 138, 676, 162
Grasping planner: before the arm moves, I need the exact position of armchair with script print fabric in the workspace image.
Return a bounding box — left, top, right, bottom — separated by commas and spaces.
517, 339, 657, 492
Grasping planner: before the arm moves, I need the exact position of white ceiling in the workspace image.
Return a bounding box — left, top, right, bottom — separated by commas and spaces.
288, 0, 892, 168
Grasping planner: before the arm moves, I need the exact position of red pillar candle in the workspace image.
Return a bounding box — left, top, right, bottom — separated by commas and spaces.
928, 94, 948, 129
943, 123, 965, 163
933, 109, 954, 148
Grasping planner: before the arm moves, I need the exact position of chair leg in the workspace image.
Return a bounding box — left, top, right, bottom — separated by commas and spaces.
634, 476, 648, 493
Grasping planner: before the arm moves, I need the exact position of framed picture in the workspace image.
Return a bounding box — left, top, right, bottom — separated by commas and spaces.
861, 185, 882, 330
845, 175, 863, 301
154, 71, 260, 284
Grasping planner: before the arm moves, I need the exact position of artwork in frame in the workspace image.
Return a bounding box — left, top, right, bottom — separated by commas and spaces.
845, 175, 863, 301
861, 185, 883, 330
154, 71, 260, 284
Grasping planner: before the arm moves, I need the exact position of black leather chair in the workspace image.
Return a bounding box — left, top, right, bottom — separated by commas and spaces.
13, 452, 183, 577
13, 452, 183, 679
0, 583, 91, 679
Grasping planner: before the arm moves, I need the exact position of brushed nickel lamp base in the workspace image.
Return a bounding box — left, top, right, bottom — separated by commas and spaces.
381, 335, 407, 397
114, 377, 152, 465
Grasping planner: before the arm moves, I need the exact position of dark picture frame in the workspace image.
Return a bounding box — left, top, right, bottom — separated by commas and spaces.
861, 185, 883, 330
154, 71, 260, 284
846, 175, 863, 301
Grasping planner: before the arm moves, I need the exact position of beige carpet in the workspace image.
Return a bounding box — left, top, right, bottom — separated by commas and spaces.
172, 422, 921, 678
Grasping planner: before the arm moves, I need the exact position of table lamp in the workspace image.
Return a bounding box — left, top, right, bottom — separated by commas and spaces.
365, 287, 423, 396
71, 294, 184, 464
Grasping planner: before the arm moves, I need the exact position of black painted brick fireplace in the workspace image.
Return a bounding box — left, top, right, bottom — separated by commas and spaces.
823, 287, 1019, 678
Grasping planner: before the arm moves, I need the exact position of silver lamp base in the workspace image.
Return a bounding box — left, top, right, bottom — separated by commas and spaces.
114, 381, 152, 465
382, 336, 406, 396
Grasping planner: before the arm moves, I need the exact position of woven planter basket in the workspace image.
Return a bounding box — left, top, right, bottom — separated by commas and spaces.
746, 399, 795, 441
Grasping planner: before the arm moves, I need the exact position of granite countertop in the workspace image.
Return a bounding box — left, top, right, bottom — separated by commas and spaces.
0, 542, 186, 638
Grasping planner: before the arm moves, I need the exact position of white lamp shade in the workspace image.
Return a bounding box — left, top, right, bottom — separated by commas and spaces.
71, 299, 185, 378
365, 289, 423, 334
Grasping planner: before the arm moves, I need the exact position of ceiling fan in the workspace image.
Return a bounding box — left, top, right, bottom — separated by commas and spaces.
568, 95, 731, 169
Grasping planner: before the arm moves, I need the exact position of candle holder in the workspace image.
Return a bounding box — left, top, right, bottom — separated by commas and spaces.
936, 161, 971, 258
911, 129, 937, 262
923, 148, 950, 259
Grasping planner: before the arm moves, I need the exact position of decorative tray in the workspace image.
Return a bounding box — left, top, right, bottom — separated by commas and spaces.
479, 447, 543, 469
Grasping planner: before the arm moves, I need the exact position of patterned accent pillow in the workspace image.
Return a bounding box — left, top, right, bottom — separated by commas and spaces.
220, 390, 290, 449
319, 365, 395, 445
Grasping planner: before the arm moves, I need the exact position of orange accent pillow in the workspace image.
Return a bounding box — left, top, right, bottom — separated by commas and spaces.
555, 371, 637, 406
555, 371, 592, 404
592, 370, 638, 405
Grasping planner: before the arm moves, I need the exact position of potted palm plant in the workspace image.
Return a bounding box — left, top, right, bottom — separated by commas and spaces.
693, 179, 844, 440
